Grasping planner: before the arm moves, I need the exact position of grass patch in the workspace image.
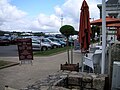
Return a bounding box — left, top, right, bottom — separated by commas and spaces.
0, 60, 19, 69
0, 60, 13, 67
34, 46, 73, 56
0, 60, 11, 66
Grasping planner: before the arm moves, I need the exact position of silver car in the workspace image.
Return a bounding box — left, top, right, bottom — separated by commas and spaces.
32, 39, 51, 51
41, 38, 61, 49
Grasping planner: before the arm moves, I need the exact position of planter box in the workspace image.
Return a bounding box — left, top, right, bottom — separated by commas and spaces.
60, 63, 79, 72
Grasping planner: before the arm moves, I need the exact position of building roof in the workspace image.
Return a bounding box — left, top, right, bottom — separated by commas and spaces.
106, 0, 119, 4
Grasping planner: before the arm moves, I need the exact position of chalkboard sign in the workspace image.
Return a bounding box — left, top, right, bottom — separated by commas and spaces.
17, 38, 33, 61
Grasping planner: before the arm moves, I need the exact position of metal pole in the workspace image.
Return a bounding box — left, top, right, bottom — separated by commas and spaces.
61, 15, 63, 27
101, 0, 106, 74
108, 44, 112, 90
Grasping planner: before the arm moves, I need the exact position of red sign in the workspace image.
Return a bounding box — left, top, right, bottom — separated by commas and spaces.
17, 38, 33, 60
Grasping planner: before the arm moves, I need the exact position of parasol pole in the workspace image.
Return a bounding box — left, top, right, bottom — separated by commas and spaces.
101, 0, 106, 74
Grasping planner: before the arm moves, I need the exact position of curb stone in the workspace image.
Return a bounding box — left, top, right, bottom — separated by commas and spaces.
0, 62, 19, 69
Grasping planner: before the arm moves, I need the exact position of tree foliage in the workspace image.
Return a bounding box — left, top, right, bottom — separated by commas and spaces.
91, 25, 100, 39
0, 30, 10, 36
59, 25, 75, 38
33, 32, 45, 36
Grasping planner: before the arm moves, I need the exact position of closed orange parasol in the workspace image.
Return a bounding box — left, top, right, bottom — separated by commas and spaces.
78, 0, 91, 53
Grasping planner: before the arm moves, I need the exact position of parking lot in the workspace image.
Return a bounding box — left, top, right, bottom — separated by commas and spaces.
0, 45, 18, 57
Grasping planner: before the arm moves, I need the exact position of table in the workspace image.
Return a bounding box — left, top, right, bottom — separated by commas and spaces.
95, 45, 102, 50
94, 50, 102, 54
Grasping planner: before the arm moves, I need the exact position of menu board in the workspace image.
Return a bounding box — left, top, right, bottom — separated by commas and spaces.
17, 38, 33, 60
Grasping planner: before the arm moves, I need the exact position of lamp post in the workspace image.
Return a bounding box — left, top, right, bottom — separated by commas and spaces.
61, 15, 63, 27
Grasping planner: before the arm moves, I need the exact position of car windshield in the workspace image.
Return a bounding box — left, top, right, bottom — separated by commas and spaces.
32, 40, 40, 43
42, 38, 50, 43
48, 38, 59, 42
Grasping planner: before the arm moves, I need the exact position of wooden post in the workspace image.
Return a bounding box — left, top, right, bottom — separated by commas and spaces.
67, 37, 70, 64
71, 43, 73, 64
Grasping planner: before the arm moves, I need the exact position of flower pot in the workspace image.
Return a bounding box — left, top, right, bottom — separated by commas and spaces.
60, 63, 79, 72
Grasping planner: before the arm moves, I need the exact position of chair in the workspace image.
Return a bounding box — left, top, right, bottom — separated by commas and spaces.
83, 56, 94, 73
92, 53, 102, 73
83, 51, 102, 73
89, 47, 99, 53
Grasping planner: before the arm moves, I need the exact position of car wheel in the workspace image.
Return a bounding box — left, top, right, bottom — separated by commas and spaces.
53, 45, 57, 49
41, 46, 47, 51
61, 44, 65, 47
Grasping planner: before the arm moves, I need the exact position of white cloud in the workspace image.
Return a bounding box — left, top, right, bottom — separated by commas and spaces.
0, 0, 27, 21
29, 14, 60, 32
61, 0, 100, 19
0, 0, 101, 32
0, 0, 28, 31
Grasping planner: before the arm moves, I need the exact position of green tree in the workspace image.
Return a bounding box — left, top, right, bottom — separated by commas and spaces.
59, 25, 75, 64
91, 25, 100, 41
33, 32, 45, 36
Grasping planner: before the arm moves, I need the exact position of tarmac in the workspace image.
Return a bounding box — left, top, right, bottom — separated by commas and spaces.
0, 51, 82, 90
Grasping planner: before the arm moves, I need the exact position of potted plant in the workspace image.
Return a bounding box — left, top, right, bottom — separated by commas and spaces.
59, 25, 79, 72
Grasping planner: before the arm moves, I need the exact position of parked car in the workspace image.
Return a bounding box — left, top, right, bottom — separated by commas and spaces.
32, 39, 51, 51
48, 37, 66, 47
0, 36, 10, 45
41, 38, 61, 49
68, 38, 74, 46
10, 35, 18, 44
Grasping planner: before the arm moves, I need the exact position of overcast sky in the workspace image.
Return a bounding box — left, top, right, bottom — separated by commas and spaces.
0, 0, 103, 33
